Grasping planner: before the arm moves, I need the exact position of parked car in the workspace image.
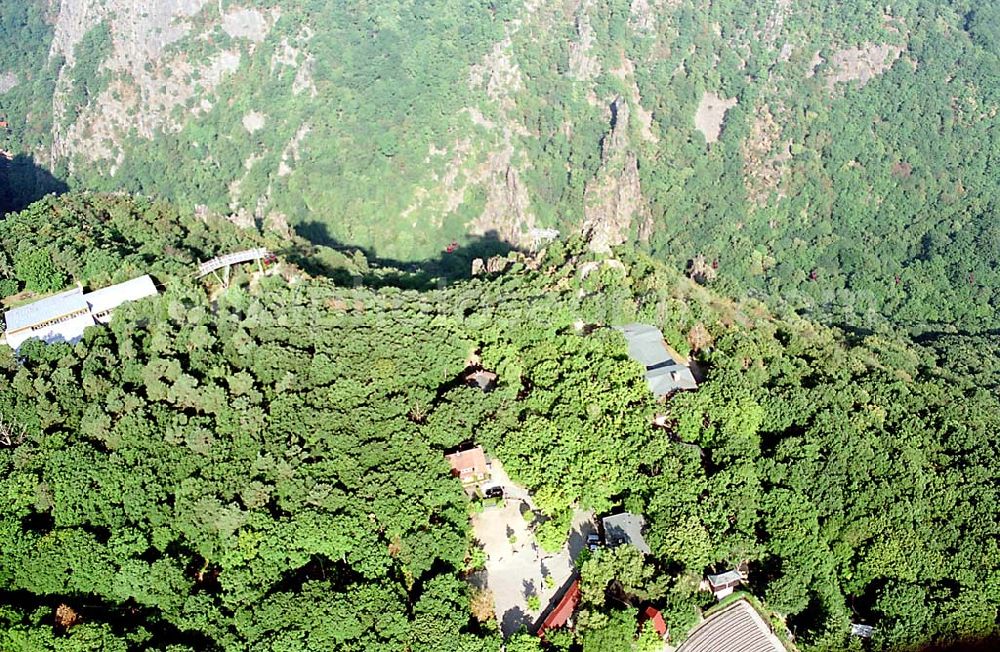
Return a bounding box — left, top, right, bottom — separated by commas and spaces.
587, 532, 601, 552
484, 485, 504, 499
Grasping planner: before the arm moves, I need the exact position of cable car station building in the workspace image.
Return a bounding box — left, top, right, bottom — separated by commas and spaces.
3, 276, 158, 350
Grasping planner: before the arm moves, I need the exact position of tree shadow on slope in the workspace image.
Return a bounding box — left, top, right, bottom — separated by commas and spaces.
914, 639, 1000, 652
0, 589, 216, 649
0, 153, 69, 215
292, 220, 518, 290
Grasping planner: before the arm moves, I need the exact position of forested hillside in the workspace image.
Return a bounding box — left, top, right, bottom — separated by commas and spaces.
1, 0, 999, 333
0, 195, 997, 651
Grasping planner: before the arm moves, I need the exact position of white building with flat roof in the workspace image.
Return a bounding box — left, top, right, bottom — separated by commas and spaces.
706, 569, 745, 600
3, 276, 158, 350
85, 275, 158, 323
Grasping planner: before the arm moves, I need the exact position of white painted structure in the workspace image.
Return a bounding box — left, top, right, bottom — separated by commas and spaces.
86, 275, 159, 323
4, 276, 159, 350
706, 569, 745, 601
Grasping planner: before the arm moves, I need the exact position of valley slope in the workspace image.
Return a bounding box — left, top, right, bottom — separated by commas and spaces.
1, 0, 999, 332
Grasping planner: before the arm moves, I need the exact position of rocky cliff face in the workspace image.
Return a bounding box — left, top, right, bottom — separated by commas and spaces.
7, 0, 934, 262
582, 97, 650, 252
400, 0, 659, 253
47, 0, 277, 174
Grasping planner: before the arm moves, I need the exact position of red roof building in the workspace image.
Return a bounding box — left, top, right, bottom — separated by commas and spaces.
538, 580, 581, 637
444, 446, 489, 483
640, 606, 668, 639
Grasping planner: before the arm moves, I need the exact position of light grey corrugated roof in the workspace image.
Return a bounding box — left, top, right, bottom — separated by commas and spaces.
85, 275, 158, 315
4, 287, 88, 332
677, 599, 786, 652
602, 512, 651, 555
851, 624, 874, 638
618, 323, 672, 368
5, 313, 94, 350
648, 365, 698, 394
707, 569, 744, 587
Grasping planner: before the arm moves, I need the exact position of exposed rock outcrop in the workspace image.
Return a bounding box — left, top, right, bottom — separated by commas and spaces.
402, 0, 549, 249
242, 111, 266, 135
743, 103, 792, 206
826, 43, 903, 88
0, 72, 18, 94
222, 7, 272, 43
46, 1, 276, 173
694, 91, 737, 144
582, 97, 651, 253
568, 1, 601, 81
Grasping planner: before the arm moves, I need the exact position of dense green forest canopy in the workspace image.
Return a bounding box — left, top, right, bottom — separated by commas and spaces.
1, 0, 999, 650
0, 195, 997, 651
1, 0, 999, 333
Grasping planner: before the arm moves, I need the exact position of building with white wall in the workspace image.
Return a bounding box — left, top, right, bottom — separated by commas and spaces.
3, 275, 158, 350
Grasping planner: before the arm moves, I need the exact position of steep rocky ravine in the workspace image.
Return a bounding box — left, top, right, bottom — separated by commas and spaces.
3, 0, 965, 269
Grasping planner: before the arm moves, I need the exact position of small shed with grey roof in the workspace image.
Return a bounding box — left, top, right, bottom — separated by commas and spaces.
602, 512, 651, 555
617, 324, 697, 397
851, 623, 874, 638
707, 569, 745, 600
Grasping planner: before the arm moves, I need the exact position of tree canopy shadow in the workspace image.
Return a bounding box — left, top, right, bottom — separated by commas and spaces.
291, 220, 517, 290
500, 606, 529, 637
913, 639, 1000, 652
0, 153, 69, 215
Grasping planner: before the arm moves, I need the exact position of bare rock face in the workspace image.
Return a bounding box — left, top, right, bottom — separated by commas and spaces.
826, 43, 903, 88
46, 0, 276, 173
470, 256, 508, 276
568, 1, 601, 81
694, 91, 737, 144
242, 111, 267, 134
611, 54, 657, 144
264, 211, 293, 239
470, 149, 536, 246
743, 103, 792, 206
485, 256, 509, 274
582, 97, 651, 253
628, 0, 657, 33
222, 8, 271, 43
402, 0, 549, 251
0, 72, 18, 94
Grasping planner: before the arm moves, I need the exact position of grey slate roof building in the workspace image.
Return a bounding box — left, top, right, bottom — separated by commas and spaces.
602, 512, 651, 555
617, 324, 697, 396
3, 276, 158, 350
677, 599, 786, 652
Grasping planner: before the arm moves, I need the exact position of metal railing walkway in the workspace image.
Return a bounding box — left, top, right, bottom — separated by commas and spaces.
197, 248, 270, 277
